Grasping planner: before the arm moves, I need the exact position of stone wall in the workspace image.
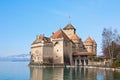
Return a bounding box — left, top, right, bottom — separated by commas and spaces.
63, 29, 75, 39
88, 61, 105, 66
31, 43, 43, 63
52, 39, 64, 64
63, 40, 73, 65
84, 43, 93, 53
43, 43, 53, 64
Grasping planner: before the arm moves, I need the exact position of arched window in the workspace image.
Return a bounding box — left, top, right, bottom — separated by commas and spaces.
54, 42, 58, 46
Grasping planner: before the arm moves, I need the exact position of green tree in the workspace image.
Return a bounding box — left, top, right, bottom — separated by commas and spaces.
111, 53, 120, 68
116, 53, 120, 62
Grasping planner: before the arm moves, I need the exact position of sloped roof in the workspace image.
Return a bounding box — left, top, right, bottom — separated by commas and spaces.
71, 34, 81, 40
32, 35, 50, 44
63, 24, 76, 30
51, 29, 69, 40
85, 37, 93, 43
73, 52, 96, 56
93, 40, 97, 45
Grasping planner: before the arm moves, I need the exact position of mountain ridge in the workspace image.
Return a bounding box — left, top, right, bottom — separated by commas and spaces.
0, 54, 30, 62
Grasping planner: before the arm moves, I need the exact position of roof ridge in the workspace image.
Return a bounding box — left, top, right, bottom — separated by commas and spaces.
63, 23, 76, 30
85, 36, 93, 43
71, 34, 80, 40
32, 35, 50, 44
51, 29, 70, 40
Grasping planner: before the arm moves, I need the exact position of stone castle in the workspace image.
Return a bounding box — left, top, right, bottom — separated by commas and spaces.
30, 24, 97, 66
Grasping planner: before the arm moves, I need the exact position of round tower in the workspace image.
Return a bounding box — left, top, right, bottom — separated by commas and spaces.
84, 37, 93, 53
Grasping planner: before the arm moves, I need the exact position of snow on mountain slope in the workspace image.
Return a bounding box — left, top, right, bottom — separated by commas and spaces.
0, 54, 30, 61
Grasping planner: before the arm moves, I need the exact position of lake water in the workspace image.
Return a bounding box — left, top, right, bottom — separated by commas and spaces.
0, 62, 120, 80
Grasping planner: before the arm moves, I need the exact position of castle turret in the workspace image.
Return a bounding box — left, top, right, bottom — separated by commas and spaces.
30, 35, 53, 65
84, 37, 97, 55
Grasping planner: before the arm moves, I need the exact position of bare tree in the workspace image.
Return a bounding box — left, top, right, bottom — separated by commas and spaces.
102, 28, 118, 63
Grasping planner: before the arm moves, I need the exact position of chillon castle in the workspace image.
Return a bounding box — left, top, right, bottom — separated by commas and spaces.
30, 24, 97, 66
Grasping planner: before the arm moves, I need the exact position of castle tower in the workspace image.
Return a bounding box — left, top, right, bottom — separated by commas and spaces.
84, 37, 97, 55
51, 29, 73, 65
30, 35, 45, 64
63, 24, 76, 39
30, 35, 53, 64
84, 37, 93, 53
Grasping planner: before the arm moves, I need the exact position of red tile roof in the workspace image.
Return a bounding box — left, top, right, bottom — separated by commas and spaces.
63, 24, 76, 30
73, 52, 95, 56
51, 29, 69, 40
85, 37, 93, 43
71, 34, 80, 40
32, 35, 50, 44
93, 40, 97, 45
85, 37, 97, 45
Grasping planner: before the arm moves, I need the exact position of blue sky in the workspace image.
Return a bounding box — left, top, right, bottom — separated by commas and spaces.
0, 0, 120, 56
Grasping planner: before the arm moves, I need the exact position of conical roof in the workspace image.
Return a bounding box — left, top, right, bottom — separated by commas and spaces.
63, 24, 76, 30
85, 37, 93, 43
71, 34, 81, 40
51, 29, 69, 40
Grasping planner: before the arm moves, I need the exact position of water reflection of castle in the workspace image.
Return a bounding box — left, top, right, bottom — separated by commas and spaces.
30, 67, 117, 80
30, 24, 97, 66
30, 67, 64, 80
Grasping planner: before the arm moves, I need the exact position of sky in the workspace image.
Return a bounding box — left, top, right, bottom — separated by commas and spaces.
0, 0, 120, 56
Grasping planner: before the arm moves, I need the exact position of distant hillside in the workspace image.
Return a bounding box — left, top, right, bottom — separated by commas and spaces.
0, 54, 30, 62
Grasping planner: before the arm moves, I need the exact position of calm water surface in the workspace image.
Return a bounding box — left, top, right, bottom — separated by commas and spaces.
0, 62, 120, 80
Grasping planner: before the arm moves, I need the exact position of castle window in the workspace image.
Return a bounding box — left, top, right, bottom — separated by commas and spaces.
54, 42, 58, 46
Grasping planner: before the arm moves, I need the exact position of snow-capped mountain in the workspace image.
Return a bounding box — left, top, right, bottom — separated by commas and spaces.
0, 54, 30, 62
